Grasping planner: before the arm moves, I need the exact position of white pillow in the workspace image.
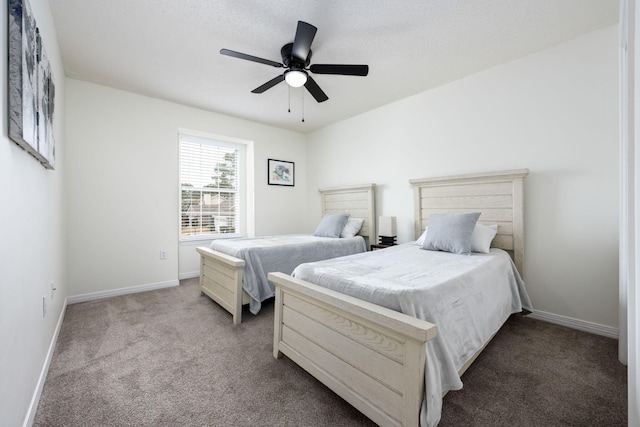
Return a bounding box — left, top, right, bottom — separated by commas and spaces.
471, 224, 498, 254
415, 228, 428, 245
341, 218, 365, 238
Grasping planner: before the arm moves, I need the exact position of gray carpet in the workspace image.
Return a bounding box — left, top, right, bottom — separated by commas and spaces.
34, 278, 627, 426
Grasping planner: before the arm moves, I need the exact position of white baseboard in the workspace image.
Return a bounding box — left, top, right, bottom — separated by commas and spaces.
23, 298, 68, 427
68, 279, 179, 304
179, 271, 199, 280
529, 309, 619, 339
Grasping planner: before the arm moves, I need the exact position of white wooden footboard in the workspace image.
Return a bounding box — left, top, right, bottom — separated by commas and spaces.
197, 247, 250, 325
269, 272, 437, 427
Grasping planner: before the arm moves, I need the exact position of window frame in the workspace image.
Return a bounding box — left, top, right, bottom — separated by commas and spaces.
179, 132, 247, 243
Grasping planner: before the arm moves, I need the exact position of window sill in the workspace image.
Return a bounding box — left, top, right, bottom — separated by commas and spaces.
179, 234, 240, 246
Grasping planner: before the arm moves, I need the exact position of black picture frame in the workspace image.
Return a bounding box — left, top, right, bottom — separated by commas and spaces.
268, 159, 294, 186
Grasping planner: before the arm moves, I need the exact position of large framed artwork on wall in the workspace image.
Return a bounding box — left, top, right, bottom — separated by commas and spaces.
8, 0, 56, 169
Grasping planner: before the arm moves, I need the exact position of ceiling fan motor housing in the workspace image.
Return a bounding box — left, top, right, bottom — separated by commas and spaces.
281, 42, 311, 69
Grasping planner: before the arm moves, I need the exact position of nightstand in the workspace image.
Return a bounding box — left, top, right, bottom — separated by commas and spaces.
370, 244, 394, 251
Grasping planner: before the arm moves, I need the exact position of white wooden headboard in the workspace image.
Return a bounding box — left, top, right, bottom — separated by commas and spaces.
410, 169, 528, 277
318, 184, 376, 244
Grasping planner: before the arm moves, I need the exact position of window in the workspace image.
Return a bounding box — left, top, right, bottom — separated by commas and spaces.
179, 134, 243, 240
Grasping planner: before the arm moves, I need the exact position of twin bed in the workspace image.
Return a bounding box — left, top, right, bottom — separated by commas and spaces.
197, 169, 531, 426
268, 169, 531, 426
196, 183, 376, 324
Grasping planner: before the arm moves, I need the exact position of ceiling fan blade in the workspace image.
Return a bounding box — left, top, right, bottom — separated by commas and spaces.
291, 21, 317, 61
251, 75, 285, 93
304, 75, 328, 103
220, 48, 283, 68
310, 64, 369, 76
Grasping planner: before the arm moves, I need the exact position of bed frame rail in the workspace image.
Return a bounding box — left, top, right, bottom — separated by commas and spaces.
270, 272, 437, 427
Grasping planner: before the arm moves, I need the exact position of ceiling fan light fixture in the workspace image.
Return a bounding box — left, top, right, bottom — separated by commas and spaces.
285, 69, 307, 87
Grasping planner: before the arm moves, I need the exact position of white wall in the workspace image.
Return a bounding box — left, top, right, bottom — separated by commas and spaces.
306, 26, 619, 333
0, 1, 67, 426
65, 80, 307, 296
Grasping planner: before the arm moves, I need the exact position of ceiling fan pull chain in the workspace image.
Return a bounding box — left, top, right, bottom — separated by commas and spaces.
288, 85, 291, 113
301, 90, 305, 123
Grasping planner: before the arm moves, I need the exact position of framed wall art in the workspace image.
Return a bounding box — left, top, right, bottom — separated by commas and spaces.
268, 159, 294, 186
8, 0, 56, 169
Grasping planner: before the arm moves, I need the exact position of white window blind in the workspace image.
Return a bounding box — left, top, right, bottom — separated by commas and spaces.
180, 135, 240, 239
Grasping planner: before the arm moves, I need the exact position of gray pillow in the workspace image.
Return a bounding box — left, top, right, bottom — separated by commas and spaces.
422, 212, 481, 255
313, 213, 350, 238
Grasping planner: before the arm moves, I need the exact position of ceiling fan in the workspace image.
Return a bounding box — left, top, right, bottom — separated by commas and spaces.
220, 21, 369, 103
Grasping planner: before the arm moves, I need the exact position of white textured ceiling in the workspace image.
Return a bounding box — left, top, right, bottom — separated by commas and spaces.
48, 0, 618, 133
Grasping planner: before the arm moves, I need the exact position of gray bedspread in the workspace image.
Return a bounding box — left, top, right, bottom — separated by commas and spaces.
210, 234, 367, 314
291, 243, 532, 427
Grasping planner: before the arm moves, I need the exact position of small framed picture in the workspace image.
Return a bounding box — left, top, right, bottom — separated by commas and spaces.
268, 159, 294, 186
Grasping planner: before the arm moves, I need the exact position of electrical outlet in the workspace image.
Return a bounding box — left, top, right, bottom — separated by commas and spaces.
51, 281, 56, 299
42, 295, 47, 317
160, 250, 167, 260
